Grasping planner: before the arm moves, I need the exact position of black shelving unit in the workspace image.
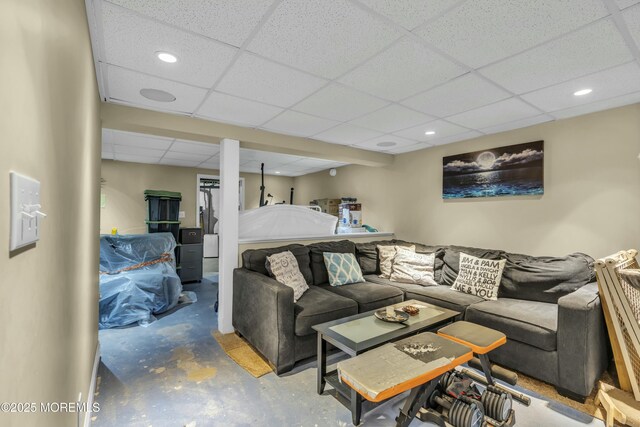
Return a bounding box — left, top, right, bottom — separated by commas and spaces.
144, 190, 182, 275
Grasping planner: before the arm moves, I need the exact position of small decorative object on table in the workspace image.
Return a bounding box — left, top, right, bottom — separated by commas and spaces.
402, 305, 420, 316
374, 308, 410, 323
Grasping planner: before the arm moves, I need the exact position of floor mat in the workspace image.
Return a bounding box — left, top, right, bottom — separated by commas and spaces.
212, 330, 272, 378
512, 369, 617, 421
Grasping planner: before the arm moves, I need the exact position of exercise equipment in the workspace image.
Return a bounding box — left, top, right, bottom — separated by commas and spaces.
439, 321, 531, 406
259, 163, 266, 207
337, 322, 524, 426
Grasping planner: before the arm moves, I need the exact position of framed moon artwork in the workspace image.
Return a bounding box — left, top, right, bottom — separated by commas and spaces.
442, 140, 544, 199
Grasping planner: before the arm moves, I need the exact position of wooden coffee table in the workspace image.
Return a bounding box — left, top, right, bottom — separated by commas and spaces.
312, 299, 460, 425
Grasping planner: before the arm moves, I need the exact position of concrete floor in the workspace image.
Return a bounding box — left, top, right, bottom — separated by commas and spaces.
94, 278, 605, 427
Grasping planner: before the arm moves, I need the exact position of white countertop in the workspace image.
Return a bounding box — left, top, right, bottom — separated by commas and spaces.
238, 232, 394, 244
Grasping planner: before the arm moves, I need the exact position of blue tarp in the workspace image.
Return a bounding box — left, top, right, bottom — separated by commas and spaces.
99, 233, 182, 329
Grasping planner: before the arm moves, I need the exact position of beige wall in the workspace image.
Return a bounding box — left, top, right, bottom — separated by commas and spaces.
0, 1, 101, 426
294, 104, 640, 258
100, 160, 295, 234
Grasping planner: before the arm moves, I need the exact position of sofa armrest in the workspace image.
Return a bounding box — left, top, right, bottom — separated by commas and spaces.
556, 282, 608, 398
232, 268, 296, 374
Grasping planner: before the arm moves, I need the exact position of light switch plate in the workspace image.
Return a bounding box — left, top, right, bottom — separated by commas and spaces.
10, 172, 43, 251
179, 211, 186, 219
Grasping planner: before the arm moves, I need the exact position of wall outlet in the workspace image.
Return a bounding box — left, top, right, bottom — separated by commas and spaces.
179, 211, 186, 219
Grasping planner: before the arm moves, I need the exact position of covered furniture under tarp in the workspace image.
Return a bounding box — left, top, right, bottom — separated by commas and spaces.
238, 205, 337, 240
99, 233, 182, 329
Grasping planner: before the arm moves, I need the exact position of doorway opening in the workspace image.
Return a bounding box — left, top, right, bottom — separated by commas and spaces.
196, 174, 244, 279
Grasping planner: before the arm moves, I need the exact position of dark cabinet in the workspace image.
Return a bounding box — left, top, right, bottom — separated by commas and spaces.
177, 243, 203, 283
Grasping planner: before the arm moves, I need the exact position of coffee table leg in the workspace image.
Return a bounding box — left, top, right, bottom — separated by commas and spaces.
351, 388, 362, 425
317, 333, 327, 394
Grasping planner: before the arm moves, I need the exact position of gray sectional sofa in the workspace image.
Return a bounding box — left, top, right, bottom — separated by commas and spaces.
232, 239, 608, 401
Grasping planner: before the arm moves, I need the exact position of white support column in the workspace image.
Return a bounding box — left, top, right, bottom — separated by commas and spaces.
218, 138, 239, 334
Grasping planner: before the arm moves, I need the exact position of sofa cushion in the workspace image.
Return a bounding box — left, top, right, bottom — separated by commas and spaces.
363, 274, 426, 294
294, 286, 358, 336
405, 285, 483, 313
465, 298, 558, 351
308, 240, 356, 285
440, 246, 505, 286
320, 281, 403, 312
242, 244, 313, 285
499, 252, 596, 303
355, 239, 396, 275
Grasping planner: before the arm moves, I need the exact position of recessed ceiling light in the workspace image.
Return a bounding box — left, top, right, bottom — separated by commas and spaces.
156, 51, 177, 63
425, 131, 436, 135
139, 88, 176, 102
275, 171, 281, 174
573, 88, 592, 96
376, 141, 397, 147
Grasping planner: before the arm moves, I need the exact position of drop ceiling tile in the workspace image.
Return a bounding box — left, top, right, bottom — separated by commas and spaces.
261, 111, 339, 137
113, 144, 166, 157
170, 140, 220, 156
624, 4, 640, 46
480, 115, 553, 135
617, 0, 640, 9
103, 129, 174, 150
216, 54, 327, 108
427, 130, 483, 147
339, 37, 466, 101
293, 84, 389, 121
101, 3, 237, 88
313, 123, 383, 145
521, 62, 640, 112
349, 104, 434, 133
240, 150, 303, 166
196, 91, 283, 126
115, 153, 161, 164
416, 0, 608, 68
247, 0, 402, 79
357, 0, 462, 30
551, 91, 640, 120
107, 0, 274, 47
273, 162, 309, 172
393, 119, 469, 142
239, 149, 259, 162
286, 158, 339, 169
163, 151, 208, 162
402, 74, 510, 117
105, 65, 208, 113
385, 142, 430, 154
199, 163, 220, 171
239, 161, 263, 173
480, 20, 633, 94
446, 98, 542, 130
159, 158, 202, 167
352, 134, 417, 151
199, 154, 220, 168
297, 168, 324, 176
324, 161, 349, 168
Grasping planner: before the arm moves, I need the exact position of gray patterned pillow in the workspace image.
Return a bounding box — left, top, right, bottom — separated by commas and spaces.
390, 247, 437, 286
378, 244, 415, 279
451, 252, 506, 301
266, 251, 309, 302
